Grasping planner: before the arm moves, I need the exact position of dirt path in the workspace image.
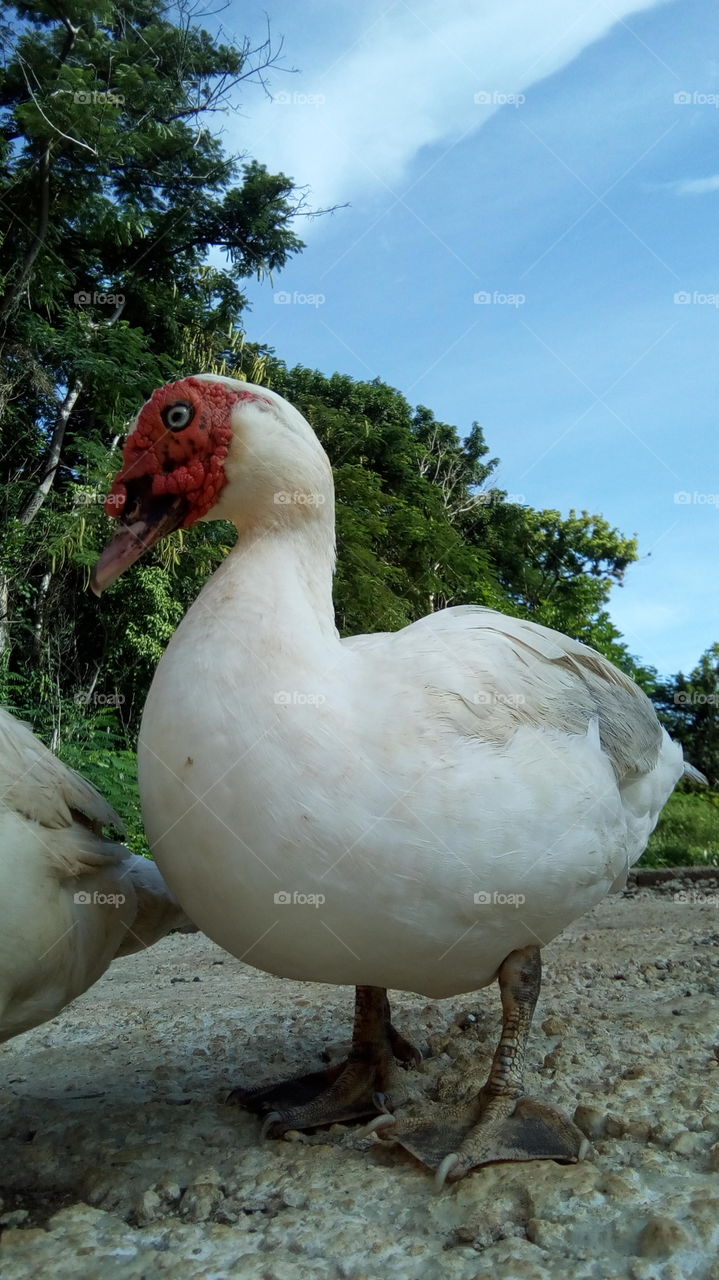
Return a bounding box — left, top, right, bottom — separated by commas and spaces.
1, 886, 718, 1279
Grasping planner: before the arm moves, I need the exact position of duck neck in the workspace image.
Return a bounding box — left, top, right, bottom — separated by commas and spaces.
201, 514, 339, 653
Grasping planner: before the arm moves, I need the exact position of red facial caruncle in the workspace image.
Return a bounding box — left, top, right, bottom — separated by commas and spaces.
105, 376, 247, 527
90, 376, 264, 595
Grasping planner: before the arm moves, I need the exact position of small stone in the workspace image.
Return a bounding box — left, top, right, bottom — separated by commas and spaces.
180, 1187, 224, 1222
573, 1105, 607, 1140
179, 1166, 225, 1222
637, 1216, 690, 1258
602, 1173, 634, 1199
624, 1119, 652, 1142
135, 1188, 162, 1225
156, 1178, 181, 1202
708, 1144, 719, 1172
456, 1224, 476, 1243
281, 1188, 308, 1209
541, 1017, 568, 1036
526, 1217, 567, 1250
454, 1010, 478, 1030
427, 1033, 451, 1056
605, 1114, 625, 1138
669, 1130, 701, 1156
688, 1198, 719, 1242
0, 1209, 29, 1227
48, 1204, 125, 1233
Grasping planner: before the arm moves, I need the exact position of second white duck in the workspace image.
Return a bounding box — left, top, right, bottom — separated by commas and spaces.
0, 708, 190, 1044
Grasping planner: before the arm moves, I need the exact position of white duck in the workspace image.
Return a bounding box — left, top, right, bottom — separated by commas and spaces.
92, 375, 686, 1185
0, 708, 190, 1043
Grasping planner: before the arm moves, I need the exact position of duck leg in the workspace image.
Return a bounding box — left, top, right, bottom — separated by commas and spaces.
367, 946, 588, 1185
228, 985, 420, 1135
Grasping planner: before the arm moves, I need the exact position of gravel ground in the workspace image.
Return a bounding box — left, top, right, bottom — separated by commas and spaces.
1, 883, 718, 1280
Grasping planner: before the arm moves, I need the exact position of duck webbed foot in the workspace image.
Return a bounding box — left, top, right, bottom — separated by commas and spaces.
228, 985, 421, 1135
365, 946, 588, 1185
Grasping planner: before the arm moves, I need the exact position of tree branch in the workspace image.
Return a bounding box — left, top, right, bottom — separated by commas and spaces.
0, 145, 51, 325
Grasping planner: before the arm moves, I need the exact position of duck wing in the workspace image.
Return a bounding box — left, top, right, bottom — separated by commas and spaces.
0, 707, 128, 881
377, 606, 668, 784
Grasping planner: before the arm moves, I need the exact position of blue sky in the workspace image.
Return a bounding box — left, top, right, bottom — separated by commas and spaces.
222, 0, 717, 676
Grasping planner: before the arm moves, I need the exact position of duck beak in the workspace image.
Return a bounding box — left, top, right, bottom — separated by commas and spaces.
90, 492, 188, 596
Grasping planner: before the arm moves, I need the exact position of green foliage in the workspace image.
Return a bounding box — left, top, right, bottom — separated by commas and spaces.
641, 791, 719, 867
653, 644, 719, 786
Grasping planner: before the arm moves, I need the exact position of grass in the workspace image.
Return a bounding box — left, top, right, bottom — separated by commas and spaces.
641, 790, 719, 868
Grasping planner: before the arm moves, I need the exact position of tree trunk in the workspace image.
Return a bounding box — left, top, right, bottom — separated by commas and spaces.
17, 295, 124, 526
0, 568, 9, 663
18, 378, 83, 526
32, 569, 52, 654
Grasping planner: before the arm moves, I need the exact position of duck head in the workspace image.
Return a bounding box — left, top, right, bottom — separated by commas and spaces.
91, 374, 333, 594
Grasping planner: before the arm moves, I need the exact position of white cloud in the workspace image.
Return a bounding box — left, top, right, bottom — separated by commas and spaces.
241, 0, 668, 210
672, 174, 719, 195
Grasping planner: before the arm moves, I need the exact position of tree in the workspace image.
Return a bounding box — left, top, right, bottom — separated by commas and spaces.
0, 0, 309, 687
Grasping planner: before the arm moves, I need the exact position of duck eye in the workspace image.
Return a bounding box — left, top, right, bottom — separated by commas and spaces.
161, 401, 195, 431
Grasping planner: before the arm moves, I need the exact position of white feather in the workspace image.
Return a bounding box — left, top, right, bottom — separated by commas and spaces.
0, 709, 189, 1042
